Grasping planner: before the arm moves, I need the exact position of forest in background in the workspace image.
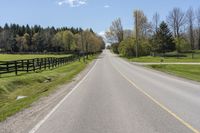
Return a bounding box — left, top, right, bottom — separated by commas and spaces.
0, 24, 105, 54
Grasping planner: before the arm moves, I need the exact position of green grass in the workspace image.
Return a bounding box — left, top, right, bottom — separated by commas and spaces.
0, 55, 97, 122
127, 51, 200, 63
0, 54, 70, 61
129, 56, 200, 63
148, 64, 200, 82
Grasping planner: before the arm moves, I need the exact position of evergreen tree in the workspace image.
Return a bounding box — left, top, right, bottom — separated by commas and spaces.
154, 21, 175, 53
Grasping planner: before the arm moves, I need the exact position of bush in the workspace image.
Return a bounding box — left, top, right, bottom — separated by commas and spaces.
174, 37, 191, 52
118, 37, 135, 57
111, 43, 119, 54
164, 52, 187, 57
118, 37, 151, 57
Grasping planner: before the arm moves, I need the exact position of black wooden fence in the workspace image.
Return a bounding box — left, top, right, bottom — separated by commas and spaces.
0, 55, 79, 76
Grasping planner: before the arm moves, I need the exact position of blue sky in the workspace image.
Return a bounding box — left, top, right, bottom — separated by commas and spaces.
0, 0, 199, 34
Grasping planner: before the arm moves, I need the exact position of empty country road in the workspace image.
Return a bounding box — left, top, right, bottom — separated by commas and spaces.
30, 50, 200, 133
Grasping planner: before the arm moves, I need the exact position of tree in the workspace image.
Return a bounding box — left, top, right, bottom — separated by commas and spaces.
82, 30, 91, 54
186, 7, 195, 50
152, 12, 160, 33
22, 33, 31, 52
16, 35, 24, 52
111, 43, 119, 54
174, 37, 190, 52
196, 7, 200, 49
74, 33, 82, 51
118, 37, 151, 57
0, 30, 11, 51
0, 23, 104, 53
52, 32, 63, 52
32, 33, 43, 52
41, 29, 54, 52
167, 8, 186, 38
133, 10, 150, 57
118, 37, 135, 57
154, 21, 176, 53
62, 30, 74, 51
105, 18, 124, 44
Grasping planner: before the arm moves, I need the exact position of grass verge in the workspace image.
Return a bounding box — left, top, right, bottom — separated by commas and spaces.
126, 51, 200, 63
147, 64, 200, 82
0, 55, 97, 122
128, 56, 200, 63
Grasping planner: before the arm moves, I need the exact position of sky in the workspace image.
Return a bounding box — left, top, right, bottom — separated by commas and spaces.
0, 0, 199, 35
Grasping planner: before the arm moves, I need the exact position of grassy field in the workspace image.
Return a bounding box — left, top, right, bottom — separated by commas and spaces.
0, 55, 97, 122
128, 51, 200, 63
148, 64, 200, 82
0, 54, 70, 61
122, 51, 200, 83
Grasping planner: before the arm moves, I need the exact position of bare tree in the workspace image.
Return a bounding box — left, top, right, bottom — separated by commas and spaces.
134, 10, 140, 57
152, 12, 160, 33
133, 10, 149, 57
105, 18, 124, 44
197, 7, 200, 49
186, 7, 195, 50
167, 7, 186, 38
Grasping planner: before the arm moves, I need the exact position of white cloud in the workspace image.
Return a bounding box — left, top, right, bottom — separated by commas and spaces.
99, 31, 110, 46
104, 5, 110, 8
99, 31, 105, 37
58, 0, 87, 7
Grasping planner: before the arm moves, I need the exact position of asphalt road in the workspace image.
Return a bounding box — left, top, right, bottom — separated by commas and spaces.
30, 50, 200, 133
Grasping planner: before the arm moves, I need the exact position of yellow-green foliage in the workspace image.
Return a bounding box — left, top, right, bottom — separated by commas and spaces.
118, 37, 151, 57
174, 37, 191, 52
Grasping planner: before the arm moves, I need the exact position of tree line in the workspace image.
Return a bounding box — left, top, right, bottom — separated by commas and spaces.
0, 24, 105, 54
106, 7, 200, 57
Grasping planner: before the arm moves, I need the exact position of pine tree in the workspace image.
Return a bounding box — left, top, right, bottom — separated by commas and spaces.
154, 21, 175, 53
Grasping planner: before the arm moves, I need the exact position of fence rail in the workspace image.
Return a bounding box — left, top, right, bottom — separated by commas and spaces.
0, 55, 80, 76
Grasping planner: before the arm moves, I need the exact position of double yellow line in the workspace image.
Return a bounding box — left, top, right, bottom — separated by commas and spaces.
110, 60, 200, 133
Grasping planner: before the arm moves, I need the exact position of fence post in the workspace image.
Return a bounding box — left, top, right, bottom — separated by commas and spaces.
27, 60, 29, 73
15, 61, 18, 75
48, 58, 51, 69
22, 60, 24, 70
40, 58, 42, 70
44, 58, 47, 70
33, 59, 35, 71
6, 62, 9, 73
52, 58, 54, 68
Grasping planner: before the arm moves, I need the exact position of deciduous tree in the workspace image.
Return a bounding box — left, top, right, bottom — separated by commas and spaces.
167, 8, 186, 38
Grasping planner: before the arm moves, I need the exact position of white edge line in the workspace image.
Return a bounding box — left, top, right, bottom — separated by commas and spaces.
29, 60, 98, 133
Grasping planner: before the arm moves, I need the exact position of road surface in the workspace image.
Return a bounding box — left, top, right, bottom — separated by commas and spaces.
30, 50, 200, 133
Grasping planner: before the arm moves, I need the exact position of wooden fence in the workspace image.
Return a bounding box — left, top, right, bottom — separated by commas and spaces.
0, 55, 79, 76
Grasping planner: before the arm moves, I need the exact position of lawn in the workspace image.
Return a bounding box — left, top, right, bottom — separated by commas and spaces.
128, 51, 200, 63
0, 55, 97, 122
148, 64, 200, 82
0, 54, 70, 61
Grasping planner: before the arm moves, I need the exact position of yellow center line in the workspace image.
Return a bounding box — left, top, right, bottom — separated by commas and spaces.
110, 59, 200, 133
